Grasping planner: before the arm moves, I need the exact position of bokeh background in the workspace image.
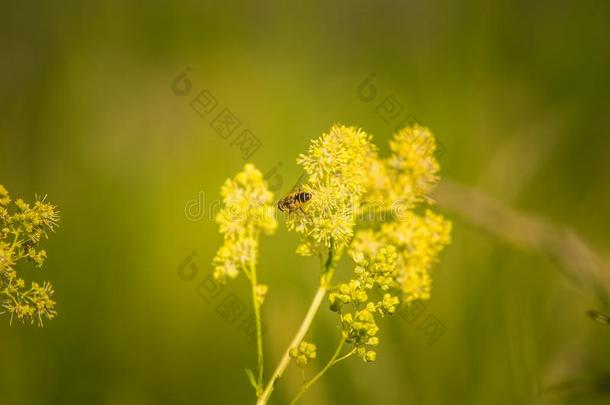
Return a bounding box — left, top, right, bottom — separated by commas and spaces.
2, 1, 610, 404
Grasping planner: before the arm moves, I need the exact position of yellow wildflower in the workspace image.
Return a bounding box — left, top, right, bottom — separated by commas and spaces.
0, 185, 59, 326
330, 246, 400, 362
293, 123, 451, 361
289, 341, 317, 367
212, 164, 277, 282
0, 185, 10, 206
212, 123, 452, 403
350, 209, 451, 303
362, 124, 440, 215
286, 125, 378, 254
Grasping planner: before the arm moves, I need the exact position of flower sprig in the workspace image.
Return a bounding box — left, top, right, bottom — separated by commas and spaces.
279, 124, 450, 403
213, 164, 277, 283
211, 124, 451, 405
0, 185, 59, 326
212, 164, 277, 395
326, 246, 400, 364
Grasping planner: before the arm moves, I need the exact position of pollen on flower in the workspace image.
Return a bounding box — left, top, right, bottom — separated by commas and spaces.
212, 164, 277, 282
0, 185, 59, 326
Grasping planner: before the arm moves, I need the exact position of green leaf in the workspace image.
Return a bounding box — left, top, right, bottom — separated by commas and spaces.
245, 368, 258, 390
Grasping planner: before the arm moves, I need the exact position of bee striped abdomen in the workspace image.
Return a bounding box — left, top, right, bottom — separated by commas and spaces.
296, 192, 312, 203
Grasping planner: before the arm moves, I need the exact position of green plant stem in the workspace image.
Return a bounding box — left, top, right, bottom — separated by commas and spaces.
249, 262, 265, 395
256, 244, 337, 405
289, 335, 350, 405
9, 230, 20, 255
256, 283, 328, 404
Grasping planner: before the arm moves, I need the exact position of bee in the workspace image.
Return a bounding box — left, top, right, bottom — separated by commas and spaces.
277, 189, 312, 214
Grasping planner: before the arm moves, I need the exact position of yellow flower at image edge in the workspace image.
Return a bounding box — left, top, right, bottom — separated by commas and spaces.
0, 184, 59, 326
212, 164, 277, 282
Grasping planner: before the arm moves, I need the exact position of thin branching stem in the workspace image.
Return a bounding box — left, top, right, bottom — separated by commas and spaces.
257, 241, 337, 405
289, 335, 352, 405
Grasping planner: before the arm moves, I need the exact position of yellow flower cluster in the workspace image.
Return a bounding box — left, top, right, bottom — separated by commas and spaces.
289, 341, 317, 367
351, 210, 451, 303
212, 164, 277, 282
280, 124, 450, 363
286, 125, 377, 255
284, 123, 451, 304
0, 185, 59, 326
330, 246, 400, 362
353, 124, 451, 303
362, 124, 440, 212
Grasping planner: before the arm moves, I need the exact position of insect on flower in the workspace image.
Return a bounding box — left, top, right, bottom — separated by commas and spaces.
211, 125, 451, 405
277, 189, 312, 214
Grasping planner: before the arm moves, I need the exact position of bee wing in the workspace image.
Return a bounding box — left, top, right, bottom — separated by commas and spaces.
287, 171, 309, 193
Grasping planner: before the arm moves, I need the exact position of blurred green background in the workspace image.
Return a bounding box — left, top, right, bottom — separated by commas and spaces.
2, 1, 610, 404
